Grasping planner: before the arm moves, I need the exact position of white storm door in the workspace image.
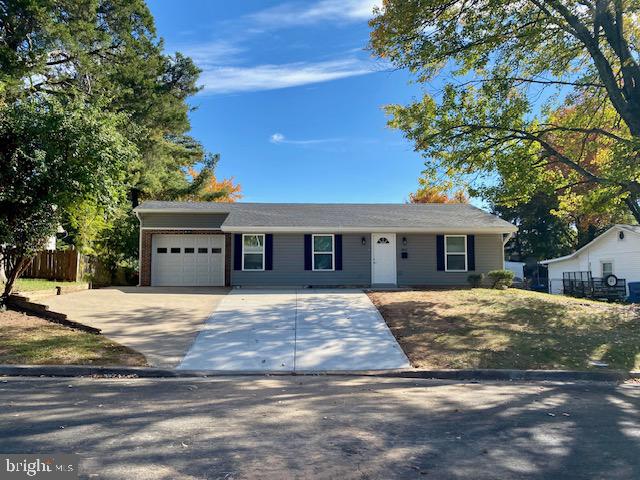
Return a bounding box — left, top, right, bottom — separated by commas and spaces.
371, 233, 397, 284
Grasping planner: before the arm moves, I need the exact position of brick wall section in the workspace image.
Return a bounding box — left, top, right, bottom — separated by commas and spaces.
139, 229, 230, 287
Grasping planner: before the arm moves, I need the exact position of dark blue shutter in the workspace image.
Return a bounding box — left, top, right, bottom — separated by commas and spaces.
436, 235, 445, 271
304, 234, 312, 270
335, 234, 343, 271
233, 234, 242, 270
467, 235, 475, 271
265, 234, 273, 270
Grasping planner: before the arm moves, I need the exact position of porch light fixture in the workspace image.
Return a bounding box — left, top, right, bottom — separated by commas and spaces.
361, 237, 366, 245
402, 237, 407, 246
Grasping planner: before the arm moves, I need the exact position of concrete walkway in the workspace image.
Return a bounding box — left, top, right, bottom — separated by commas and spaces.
42, 287, 229, 368
178, 289, 410, 371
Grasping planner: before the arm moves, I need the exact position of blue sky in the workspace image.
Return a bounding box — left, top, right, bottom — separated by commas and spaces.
147, 0, 427, 203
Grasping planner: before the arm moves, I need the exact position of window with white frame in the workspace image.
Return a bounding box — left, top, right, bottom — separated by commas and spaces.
312, 234, 334, 271
601, 261, 613, 277
242, 234, 265, 271
445, 235, 467, 272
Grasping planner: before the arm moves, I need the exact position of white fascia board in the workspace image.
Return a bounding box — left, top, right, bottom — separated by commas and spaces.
540, 255, 575, 265
220, 226, 517, 234
540, 225, 623, 265
618, 224, 640, 237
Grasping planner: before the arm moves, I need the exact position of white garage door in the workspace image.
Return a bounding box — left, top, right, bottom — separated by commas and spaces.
151, 234, 225, 286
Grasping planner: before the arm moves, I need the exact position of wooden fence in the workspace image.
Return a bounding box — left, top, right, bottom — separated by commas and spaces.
22, 249, 82, 282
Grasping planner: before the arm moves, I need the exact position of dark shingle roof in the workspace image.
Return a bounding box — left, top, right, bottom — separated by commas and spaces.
134, 201, 517, 232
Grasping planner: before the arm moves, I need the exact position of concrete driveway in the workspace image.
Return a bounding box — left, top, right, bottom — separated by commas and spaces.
179, 289, 410, 371
42, 287, 229, 368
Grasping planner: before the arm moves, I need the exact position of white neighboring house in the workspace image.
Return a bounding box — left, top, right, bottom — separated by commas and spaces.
540, 224, 640, 295
45, 235, 57, 251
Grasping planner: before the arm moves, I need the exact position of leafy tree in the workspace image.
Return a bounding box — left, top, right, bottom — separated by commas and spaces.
92, 207, 141, 284
370, 0, 640, 222
493, 191, 576, 261
1, 0, 212, 207
493, 97, 634, 260
410, 185, 468, 204
183, 167, 242, 203
1, 0, 240, 291
63, 200, 111, 255
538, 100, 634, 242
0, 99, 135, 302
408, 172, 468, 203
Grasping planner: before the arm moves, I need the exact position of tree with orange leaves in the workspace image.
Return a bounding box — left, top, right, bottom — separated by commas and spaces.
409, 176, 468, 204
184, 166, 242, 203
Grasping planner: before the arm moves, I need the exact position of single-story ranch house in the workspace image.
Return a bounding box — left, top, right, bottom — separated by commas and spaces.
133, 201, 517, 287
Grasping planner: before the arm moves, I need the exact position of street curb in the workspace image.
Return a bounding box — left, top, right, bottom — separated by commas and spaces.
0, 365, 637, 382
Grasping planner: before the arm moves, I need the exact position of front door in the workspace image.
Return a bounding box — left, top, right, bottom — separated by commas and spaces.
371, 233, 397, 285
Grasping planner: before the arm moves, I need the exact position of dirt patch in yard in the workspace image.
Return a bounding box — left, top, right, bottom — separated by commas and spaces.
0, 310, 147, 366
368, 288, 640, 371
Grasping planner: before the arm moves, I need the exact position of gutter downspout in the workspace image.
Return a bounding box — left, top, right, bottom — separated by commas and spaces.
134, 210, 142, 287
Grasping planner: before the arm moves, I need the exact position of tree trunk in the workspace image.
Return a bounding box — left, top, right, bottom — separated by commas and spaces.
130, 188, 140, 209
0, 256, 31, 306
624, 196, 640, 224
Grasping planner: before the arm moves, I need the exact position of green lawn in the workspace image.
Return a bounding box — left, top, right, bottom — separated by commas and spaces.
11, 278, 87, 292
0, 310, 146, 366
368, 288, 640, 371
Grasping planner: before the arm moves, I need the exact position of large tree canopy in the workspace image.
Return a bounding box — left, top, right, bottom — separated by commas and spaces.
0, 0, 240, 298
1, 0, 215, 205
0, 98, 135, 299
370, 0, 640, 222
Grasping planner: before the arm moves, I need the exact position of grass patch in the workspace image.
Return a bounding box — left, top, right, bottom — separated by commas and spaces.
368, 288, 640, 371
0, 310, 146, 366
11, 278, 87, 292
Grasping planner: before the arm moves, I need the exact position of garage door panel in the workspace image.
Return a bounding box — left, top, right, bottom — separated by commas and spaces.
151, 234, 225, 286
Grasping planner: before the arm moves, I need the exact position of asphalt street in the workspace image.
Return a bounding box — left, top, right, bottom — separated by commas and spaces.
0, 376, 638, 479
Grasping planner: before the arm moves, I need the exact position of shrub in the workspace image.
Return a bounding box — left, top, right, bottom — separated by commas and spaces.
467, 273, 484, 288
487, 270, 515, 289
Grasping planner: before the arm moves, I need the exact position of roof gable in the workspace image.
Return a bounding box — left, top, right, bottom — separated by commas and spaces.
540, 224, 640, 264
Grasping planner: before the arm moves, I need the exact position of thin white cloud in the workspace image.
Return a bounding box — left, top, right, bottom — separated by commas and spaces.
250, 0, 383, 27
167, 1, 385, 95
270, 133, 286, 143
270, 132, 343, 145
176, 40, 245, 67
199, 58, 375, 94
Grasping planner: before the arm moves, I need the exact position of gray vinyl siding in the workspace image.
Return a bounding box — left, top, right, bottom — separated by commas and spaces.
396, 233, 504, 286
140, 212, 227, 229
231, 233, 371, 286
